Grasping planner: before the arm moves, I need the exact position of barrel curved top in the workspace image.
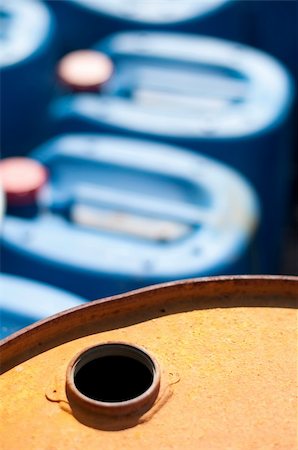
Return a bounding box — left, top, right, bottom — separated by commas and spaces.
1, 275, 297, 448
1, 275, 297, 374
70, 0, 231, 25
0, 0, 54, 68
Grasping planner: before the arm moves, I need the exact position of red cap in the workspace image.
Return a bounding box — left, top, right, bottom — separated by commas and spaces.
57, 50, 114, 92
0, 157, 48, 206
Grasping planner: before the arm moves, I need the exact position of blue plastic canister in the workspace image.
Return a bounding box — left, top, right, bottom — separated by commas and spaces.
1, 0, 56, 157
244, 0, 297, 82
244, 0, 298, 217
46, 0, 246, 54
0, 183, 5, 226
1, 134, 259, 299
0, 273, 84, 339
51, 32, 294, 272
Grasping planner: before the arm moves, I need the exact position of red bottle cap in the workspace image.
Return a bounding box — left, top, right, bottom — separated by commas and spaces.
57, 50, 114, 92
0, 157, 48, 206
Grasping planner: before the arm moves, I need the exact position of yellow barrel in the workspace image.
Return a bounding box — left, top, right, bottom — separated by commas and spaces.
1, 276, 297, 449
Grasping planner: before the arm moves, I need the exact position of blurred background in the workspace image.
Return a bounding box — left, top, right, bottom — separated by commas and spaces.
0, 0, 297, 337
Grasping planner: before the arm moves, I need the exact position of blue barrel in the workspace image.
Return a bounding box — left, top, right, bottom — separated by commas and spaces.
0, 134, 259, 299
51, 32, 294, 272
0, 273, 84, 339
1, 0, 56, 157
46, 0, 246, 54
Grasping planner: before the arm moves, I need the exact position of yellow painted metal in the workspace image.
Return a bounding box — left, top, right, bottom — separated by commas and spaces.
1, 276, 297, 449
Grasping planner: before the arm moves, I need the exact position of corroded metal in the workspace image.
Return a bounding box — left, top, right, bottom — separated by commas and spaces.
1, 276, 297, 449
65, 342, 161, 418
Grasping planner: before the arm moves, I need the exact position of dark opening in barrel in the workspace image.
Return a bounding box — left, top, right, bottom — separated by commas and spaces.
75, 354, 154, 402
67, 342, 160, 415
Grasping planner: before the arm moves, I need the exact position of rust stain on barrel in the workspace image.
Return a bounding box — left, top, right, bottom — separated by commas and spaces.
0, 276, 297, 449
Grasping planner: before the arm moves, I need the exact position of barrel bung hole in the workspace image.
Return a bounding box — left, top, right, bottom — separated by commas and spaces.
75, 355, 153, 402
71, 343, 159, 405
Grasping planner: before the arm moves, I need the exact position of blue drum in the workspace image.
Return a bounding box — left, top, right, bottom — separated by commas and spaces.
47, 0, 246, 54
51, 32, 294, 272
0, 273, 84, 339
0, 135, 259, 299
1, 0, 56, 157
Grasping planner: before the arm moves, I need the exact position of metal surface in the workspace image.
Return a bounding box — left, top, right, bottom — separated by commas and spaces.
0, 276, 297, 449
66, 342, 161, 417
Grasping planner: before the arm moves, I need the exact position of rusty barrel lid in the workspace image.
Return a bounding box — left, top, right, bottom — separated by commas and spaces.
1, 276, 297, 449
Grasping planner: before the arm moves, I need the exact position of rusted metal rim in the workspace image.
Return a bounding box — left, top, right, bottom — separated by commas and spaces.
66, 342, 161, 417
1, 276, 297, 374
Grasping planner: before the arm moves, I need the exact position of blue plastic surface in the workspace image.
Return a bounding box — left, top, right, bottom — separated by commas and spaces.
244, 1, 297, 82
1, 134, 259, 299
51, 32, 295, 272
1, 0, 56, 157
46, 0, 246, 53
0, 273, 84, 339
0, 185, 5, 226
